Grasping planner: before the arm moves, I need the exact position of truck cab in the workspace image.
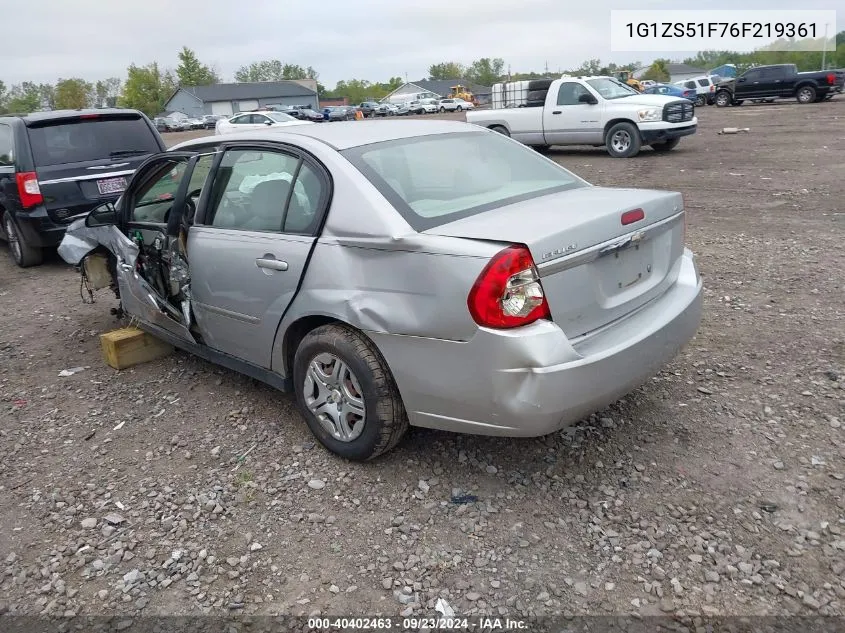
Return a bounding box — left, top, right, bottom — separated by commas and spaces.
467, 76, 697, 158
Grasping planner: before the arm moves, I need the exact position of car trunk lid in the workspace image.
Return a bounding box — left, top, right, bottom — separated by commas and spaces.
424, 186, 686, 339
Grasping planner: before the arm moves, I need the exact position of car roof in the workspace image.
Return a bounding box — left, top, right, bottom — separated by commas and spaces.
3, 108, 144, 124
173, 119, 482, 151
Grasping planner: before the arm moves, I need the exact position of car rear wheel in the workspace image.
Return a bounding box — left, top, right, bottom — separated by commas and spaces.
3, 212, 43, 268
605, 122, 642, 158
293, 324, 408, 461
489, 125, 510, 137
796, 86, 816, 104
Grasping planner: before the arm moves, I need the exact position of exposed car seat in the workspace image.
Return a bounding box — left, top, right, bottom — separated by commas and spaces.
244, 180, 290, 231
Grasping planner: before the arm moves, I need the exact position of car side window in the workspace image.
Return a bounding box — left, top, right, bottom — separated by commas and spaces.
231, 115, 250, 125
248, 114, 267, 124
556, 82, 590, 106
0, 124, 13, 166
685, 81, 696, 89
130, 160, 190, 224
205, 149, 301, 232
743, 70, 760, 81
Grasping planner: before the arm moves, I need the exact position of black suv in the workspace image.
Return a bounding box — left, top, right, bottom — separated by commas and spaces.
0, 108, 166, 267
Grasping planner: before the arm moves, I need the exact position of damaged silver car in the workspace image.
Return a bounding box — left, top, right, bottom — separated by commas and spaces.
59, 120, 703, 461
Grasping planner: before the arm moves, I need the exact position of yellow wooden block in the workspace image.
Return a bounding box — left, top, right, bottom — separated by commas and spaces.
100, 327, 174, 370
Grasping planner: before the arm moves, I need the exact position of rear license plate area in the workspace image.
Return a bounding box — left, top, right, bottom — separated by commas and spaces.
597, 242, 653, 295
97, 176, 127, 196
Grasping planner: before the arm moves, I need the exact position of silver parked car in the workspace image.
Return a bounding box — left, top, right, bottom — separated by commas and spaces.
58, 121, 703, 461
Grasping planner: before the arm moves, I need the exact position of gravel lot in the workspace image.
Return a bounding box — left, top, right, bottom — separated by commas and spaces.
1, 102, 843, 621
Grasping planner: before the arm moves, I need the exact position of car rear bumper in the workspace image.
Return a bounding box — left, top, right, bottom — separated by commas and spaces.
13, 208, 68, 248
641, 124, 697, 144
369, 249, 703, 437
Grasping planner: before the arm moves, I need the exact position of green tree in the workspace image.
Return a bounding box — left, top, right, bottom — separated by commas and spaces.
428, 62, 466, 80
94, 77, 122, 107
55, 78, 94, 109
572, 58, 603, 76
642, 59, 671, 82
465, 57, 505, 86
234, 60, 318, 82
119, 63, 169, 116
5, 82, 42, 113
176, 46, 218, 87
0, 80, 7, 114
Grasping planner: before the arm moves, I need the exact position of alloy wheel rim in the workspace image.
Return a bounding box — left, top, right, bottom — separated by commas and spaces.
798, 89, 812, 102
612, 130, 631, 153
303, 352, 366, 442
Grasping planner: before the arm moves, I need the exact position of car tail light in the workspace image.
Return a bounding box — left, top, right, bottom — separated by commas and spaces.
467, 245, 551, 329
79, 113, 100, 119
621, 208, 645, 225
827, 73, 836, 85
15, 172, 43, 209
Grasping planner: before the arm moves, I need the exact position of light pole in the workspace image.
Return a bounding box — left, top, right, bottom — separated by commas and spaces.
821, 23, 829, 71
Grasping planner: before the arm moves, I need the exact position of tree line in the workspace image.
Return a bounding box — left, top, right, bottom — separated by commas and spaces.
1, 36, 843, 117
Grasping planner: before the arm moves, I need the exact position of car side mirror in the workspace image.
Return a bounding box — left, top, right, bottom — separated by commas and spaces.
578, 93, 598, 104
85, 202, 118, 228
737, 77, 746, 83
264, 120, 274, 125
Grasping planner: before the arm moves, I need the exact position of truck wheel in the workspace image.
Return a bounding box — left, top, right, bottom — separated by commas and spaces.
796, 86, 816, 104
293, 323, 408, 461
605, 122, 641, 158
651, 138, 680, 152
695, 95, 706, 107
715, 91, 732, 107
489, 125, 510, 137
3, 212, 43, 268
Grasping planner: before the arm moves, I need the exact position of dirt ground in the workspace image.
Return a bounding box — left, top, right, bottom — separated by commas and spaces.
1, 102, 843, 622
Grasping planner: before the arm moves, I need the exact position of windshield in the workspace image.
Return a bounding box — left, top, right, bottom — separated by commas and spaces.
266, 112, 295, 123
586, 78, 639, 100
342, 131, 586, 231
27, 115, 161, 167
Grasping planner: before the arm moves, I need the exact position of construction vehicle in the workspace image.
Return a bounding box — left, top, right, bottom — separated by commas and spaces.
449, 84, 478, 105
614, 70, 643, 92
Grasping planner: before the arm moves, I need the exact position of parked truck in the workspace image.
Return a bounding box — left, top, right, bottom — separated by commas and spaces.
714, 64, 845, 106
467, 75, 697, 158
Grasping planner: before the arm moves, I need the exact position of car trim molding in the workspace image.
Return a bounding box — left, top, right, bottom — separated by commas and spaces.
39, 169, 136, 185
192, 299, 260, 324
536, 210, 684, 277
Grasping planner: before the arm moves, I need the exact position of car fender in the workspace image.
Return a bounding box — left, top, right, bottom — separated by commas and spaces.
57, 217, 139, 266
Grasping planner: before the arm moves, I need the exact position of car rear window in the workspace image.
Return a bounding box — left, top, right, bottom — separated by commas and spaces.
26, 115, 161, 167
342, 131, 586, 231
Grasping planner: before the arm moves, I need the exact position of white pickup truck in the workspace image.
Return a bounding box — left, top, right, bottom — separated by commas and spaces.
466, 76, 698, 158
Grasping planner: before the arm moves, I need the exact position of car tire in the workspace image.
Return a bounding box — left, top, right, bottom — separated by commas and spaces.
715, 90, 732, 107
439, 106, 445, 113
456, 105, 462, 112
695, 95, 706, 107
651, 138, 681, 152
293, 323, 408, 461
796, 86, 816, 104
490, 125, 510, 137
3, 212, 43, 268
605, 121, 642, 158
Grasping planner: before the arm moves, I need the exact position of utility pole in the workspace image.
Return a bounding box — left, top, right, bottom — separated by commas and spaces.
821, 23, 829, 70
544, 60, 549, 75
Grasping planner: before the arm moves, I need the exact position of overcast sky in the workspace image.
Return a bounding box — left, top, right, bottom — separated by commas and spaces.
5, 0, 842, 87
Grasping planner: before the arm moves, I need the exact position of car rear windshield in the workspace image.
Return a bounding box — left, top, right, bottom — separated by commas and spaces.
27, 115, 161, 167
342, 131, 586, 231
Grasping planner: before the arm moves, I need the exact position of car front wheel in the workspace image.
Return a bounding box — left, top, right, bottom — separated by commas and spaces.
293, 324, 408, 461
605, 122, 642, 158
715, 90, 732, 107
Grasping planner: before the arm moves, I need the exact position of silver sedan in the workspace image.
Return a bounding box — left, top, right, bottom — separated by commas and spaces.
58, 121, 703, 461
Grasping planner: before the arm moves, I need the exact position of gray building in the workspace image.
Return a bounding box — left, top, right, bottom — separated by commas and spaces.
383, 79, 492, 105
163, 80, 319, 117
633, 63, 708, 83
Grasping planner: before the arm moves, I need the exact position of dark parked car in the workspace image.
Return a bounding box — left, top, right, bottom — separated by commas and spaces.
358, 102, 384, 118
322, 107, 354, 122
0, 108, 166, 267
203, 114, 224, 129
287, 108, 325, 122
715, 64, 845, 106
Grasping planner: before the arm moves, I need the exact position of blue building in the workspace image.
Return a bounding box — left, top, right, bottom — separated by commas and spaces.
163, 80, 319, 118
